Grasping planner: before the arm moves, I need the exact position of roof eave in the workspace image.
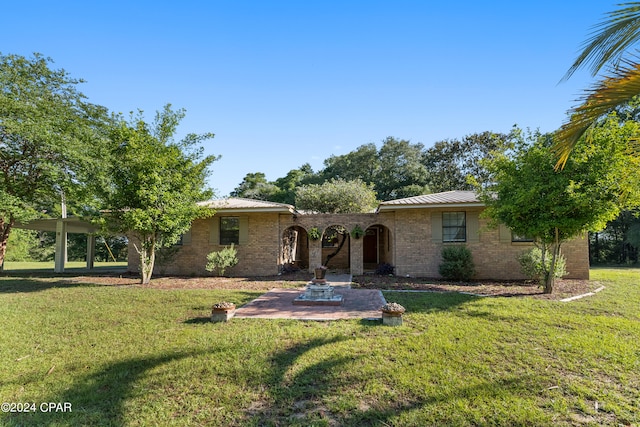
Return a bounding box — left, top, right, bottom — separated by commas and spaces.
209, 207, 297, 214
376, 202, 485, 212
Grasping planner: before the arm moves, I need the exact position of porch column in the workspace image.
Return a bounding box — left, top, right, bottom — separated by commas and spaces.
309, 238, 323, 272
54, 219, 67, 273
350, 235, 364, 275
86, 234, 96, 270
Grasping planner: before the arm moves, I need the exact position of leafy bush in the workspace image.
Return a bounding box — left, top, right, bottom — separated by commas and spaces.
375, 263, 395, 276
438, 245, 476, 282
518, 247, 566, 283
308, 227, 321, 241
206, 244, 239, 276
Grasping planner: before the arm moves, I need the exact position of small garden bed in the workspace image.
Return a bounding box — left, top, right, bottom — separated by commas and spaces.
55, 272, 601, 300
353, 275, 600, 300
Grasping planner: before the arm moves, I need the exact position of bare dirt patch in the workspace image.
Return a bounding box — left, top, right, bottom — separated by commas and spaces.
60, 272, 599, 300
63, 271, 312, 291
352, 275, 600, 301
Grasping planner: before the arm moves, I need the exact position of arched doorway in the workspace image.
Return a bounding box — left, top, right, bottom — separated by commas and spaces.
363, 224, 392, 272
322, 225, 350, 270
281, 226, 309, 272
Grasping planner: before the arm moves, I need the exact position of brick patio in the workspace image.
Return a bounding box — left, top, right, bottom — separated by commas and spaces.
234, 274, 386, 321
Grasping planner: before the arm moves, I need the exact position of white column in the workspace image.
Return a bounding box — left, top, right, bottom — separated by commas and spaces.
54, 219, 67, 273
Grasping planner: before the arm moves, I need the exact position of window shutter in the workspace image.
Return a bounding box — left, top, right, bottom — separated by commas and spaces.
182, 229, 192, 245
499, 224, 511, 243
431, 212, 442, 242
210, 217, 220, 245
239, 216, 249, 245
467, 212, 479, 243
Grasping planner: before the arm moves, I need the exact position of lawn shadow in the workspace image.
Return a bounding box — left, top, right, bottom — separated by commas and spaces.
183, 316, 212, 324
3, 350, 215, 427
3, 328, 540, 426
249, 335, 536, 425
0, 277, 107, 293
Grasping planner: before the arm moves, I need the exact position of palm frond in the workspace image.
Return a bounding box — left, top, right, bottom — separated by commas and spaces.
563, 2, 640, 81
555, 57, 640, 168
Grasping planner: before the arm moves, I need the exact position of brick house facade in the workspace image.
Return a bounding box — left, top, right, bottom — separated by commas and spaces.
129, 191, 590, 280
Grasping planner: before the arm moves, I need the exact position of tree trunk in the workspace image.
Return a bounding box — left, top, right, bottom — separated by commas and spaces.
282, 228, 298, 265
543, 228, 561, 294
135, 236, 156, 285
0, 217, 14, 271
324, 231, 348, 267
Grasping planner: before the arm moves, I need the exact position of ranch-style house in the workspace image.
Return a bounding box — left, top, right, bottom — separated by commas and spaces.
130, 191, 589, 280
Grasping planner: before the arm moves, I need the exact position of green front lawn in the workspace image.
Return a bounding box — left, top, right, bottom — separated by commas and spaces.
1, 269, 638, 426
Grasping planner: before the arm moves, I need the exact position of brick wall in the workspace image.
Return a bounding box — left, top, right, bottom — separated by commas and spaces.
127, 207, 590, 280
129, 212, 283, 277
392, 208, 589, 280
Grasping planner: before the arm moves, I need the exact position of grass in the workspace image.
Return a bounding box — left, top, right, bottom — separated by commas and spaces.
0, 268, 638, 426
2, 261, 127, 271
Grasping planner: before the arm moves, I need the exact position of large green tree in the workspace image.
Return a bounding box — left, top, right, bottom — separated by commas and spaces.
423, 130, 518, 192
99, 105, 218, 284
230, 172, 279, 201
318, 137, 429, 201
0, 52, 110, 267
557, 2, 640, 166
294, 178, 378, 214
479, 117, 640, 293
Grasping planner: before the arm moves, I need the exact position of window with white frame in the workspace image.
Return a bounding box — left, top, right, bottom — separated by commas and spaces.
442, 212, 466, 242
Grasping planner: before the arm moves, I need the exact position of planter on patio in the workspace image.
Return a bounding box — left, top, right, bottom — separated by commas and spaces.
211, 302, 236, 322
314, 266, 327, 280
381, 302, 405, 326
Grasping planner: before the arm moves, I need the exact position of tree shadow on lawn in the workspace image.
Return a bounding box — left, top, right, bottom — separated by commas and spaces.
3, 335, 540, 426
249, 336, 537, 426
3, 349, 219, 427
0, 276, 108, 293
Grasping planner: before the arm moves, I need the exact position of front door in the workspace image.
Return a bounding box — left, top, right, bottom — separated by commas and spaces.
363, 228, 378, 264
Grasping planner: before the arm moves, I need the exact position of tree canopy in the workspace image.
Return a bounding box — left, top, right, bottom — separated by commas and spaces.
556, 2, 640, 166
98, 105, 218, 284
478, 117, 640, 292
231, 133, 512, 205
294, 178, 378, 213
0, 52, 110, 266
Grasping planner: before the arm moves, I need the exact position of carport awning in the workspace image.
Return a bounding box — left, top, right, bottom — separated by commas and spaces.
15, 217, 100, 234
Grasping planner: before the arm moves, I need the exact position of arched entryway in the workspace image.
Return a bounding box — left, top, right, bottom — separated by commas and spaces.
363, 224, 392, 272
322, 225, 350, 270
281, 226, 309, 272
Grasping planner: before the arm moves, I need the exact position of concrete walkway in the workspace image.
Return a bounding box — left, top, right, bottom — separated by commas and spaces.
234, 274, 386, 321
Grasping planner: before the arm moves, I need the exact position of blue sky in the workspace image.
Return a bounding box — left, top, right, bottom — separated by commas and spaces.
2, 1, 615, 197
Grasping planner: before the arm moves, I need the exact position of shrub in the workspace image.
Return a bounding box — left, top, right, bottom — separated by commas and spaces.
438, 245, 476, 282
375, 263, 395, 276
206, 244, 239, 276
518, 247, 567, 283
308, 227, 321, 241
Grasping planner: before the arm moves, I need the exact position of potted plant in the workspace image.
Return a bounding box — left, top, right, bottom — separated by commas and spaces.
211, 301, 236, 322
308, 227, 321, 241
351, 225, 364, 239
381, 302, 405, 326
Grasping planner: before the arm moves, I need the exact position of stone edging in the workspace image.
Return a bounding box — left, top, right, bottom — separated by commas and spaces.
560, 286, 605, 302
